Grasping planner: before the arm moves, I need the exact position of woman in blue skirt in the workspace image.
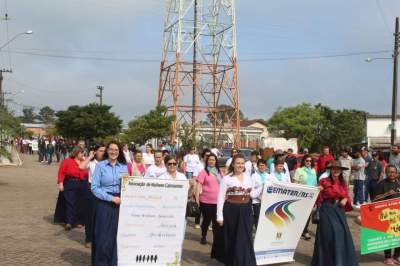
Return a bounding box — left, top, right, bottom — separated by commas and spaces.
311, 160, 357, 266
91, 141, 128, 266
216, 153, 257, 266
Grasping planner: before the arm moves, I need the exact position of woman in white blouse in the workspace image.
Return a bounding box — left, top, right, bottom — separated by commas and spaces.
159, 155, 187, 180
215, 154, 257, 266
142, 144, 155, 168
268, 158, 291, 183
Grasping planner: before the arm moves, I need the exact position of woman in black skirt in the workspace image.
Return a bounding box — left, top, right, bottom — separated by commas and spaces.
54, 146, 88, 230
216, 153, 257, 266
91, 141, 127, 266
311, 160, 357, 266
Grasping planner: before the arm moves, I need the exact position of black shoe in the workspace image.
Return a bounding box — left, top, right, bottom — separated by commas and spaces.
200, 236, 207, 245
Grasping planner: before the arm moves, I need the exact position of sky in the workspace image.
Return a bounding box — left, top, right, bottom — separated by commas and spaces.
1, 0, 400, 123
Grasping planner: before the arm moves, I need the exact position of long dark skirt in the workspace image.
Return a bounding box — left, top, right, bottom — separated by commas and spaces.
53, 191, 66, 224
223, 201, 257, 266
84, 186, 96, 243
311, 202, 358, 266
63, 179, 88, 226
211, 223, 225, 263
91, 198, 119, 266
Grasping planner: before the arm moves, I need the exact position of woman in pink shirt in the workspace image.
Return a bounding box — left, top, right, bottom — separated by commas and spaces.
195, 153, 223, 245
131, 150, 146, 176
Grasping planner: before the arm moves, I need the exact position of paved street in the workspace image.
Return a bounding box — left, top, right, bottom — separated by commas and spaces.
0, 154, 385, 265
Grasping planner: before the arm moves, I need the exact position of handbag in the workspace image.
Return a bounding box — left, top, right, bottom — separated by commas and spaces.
311, 205, 320, 224
186, 200, 201, 218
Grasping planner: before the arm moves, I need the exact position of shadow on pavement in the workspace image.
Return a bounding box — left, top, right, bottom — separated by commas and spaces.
43, 214, 53, 224
182, 249, 222, 266
358, 252, 382, 264
60, 248, 90, 266
43, 214, 87, 245
293, 250, 312, 265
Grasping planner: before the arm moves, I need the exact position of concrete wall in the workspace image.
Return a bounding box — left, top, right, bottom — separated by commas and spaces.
366, 118, 395, 138
262, 138, 298, 153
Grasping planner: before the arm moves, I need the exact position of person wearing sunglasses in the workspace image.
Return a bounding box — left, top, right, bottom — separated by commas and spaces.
373, 165, 400, 265
293, 154, 318, 240
159, 155, 187, 180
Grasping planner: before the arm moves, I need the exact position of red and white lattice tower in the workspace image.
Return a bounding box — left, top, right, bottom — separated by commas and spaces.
157, 0, 240, 147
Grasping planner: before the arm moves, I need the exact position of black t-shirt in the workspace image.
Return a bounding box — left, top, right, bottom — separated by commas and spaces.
374, 178, 400, 200
285, 156, 297, 171
369, 160, 383, 180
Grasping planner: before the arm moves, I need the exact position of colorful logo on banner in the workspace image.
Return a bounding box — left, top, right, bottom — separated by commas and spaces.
265, 199, 299, 228
361, 198, 400, 254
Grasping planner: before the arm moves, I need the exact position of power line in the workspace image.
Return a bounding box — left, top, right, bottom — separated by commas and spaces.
2, 50, 160, 62
0, 49, 392, 63
375, 0, 392, 36
239, 50, 391, 62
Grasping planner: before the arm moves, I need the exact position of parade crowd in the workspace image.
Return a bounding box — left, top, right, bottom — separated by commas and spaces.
20, 136, 400, 266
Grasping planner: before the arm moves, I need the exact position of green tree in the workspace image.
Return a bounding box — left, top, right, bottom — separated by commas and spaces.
20, 107, 37, 123
124, 106, 174, 144
267, 103, 367, 152
0, 109, 21, 136
329, 109, 367, 152
38, 106, 56, 124
55, 103, 122, 139
268, 103, 323, 150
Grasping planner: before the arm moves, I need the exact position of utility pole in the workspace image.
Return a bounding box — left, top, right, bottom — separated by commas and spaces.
96, 86, 104, 106
391, 17, 399, 146
0, 69, 12, 110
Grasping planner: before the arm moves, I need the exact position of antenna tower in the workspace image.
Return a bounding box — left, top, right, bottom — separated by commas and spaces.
157, 0, 240, 147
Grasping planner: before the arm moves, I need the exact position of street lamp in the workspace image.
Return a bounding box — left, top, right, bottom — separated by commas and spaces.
365, 57, 392, 62
0, 30, 33, 50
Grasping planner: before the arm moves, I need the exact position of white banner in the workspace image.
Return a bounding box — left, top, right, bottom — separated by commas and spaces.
254, 180, 319, 265
117, 177, 189, 266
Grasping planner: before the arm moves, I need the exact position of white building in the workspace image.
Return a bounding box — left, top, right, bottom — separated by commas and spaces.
195, 120, 298, 152
366, 115, 400, 150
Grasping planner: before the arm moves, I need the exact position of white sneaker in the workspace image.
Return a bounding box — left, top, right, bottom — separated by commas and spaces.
208, 226, 212, 231
195, 224, 200, 229
354, 204, 361, 210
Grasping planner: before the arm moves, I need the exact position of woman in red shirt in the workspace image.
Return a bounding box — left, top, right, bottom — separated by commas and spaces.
311, 160, 357, 266
53, 147, 88, 230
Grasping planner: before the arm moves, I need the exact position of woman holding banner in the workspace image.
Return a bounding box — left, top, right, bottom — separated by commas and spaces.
91, 141, 128, 266
217, 153, 257, 266
311, 160, 357, 266
293, 154, 318, 240
373, 165, 400, 265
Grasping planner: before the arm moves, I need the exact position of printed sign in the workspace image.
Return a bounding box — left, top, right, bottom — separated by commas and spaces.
118, 177, 189, 266
254, 180, 319, 265
361, 198, 400, 254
